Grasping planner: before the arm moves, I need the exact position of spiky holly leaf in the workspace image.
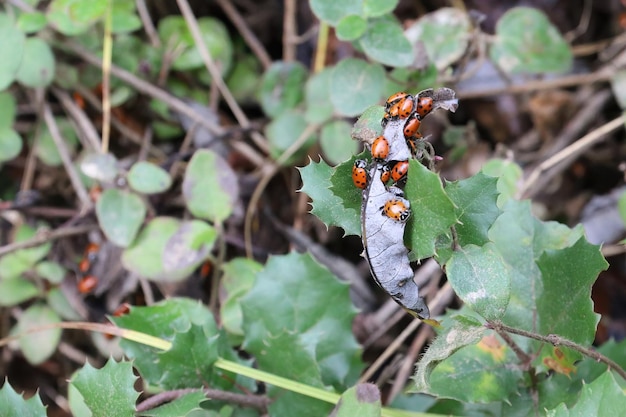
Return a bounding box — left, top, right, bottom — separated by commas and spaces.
0, 379, 46, 417
70, 358, 139, 417
241, 252, 363, 416
489, 200, 607, 363
404, 159, 457, 260
413, 313, 485, 392
546, 372, 626, 417
445, 172, 500, 248
446, 243, 511, 321
298, 159, 361, 236
112, 298, 233, 390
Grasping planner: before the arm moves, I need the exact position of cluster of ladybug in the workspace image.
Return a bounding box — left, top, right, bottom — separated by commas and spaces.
77, 243, 100, 294
352, 92, 436, 221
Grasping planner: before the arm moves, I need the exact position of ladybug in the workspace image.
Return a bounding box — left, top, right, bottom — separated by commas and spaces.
406, 138, 418, 157
382, 199, 411, 222
416, 96, 434, 119
113, 303, 131, 317
78, 275, 98, 294
78, 243, 100, 273
352, 159, 369, 189
384, 92, 410, 112
371, 136, 389, 161
403, 113, 422, 140
391, 160, 409, 183
381, 164, 391, 183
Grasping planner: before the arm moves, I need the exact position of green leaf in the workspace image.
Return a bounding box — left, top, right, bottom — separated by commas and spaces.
320, 120, 357, 165
241, 252, 363, 390
546, 371, 626, 417
481, 159, 523, 208
446, 243, 511, 321
0, 92, 16, 129
404, 160, 457, 260
96, 189, 146, 247
490, 7, 572, 74
405, 7, 471, 70
46, 0, 107, 35
127, 161, 172, 194
182, 149, 238, 222
0, 128, 22, 163
36, 117, 78, 166
358, 17, 414, 67
258, 61, 308, 118
0, 14, 25, 90
610, 71, 626, 110
35, 261, 65, 284
80, 152, 119, 182
332, 384, 382, 417
310, 0, 362, 25
618, 190, 626, 226
15, 37, 55, 88
0, 223, 51, 280
111, 0, 141, 33
336, 15, 367, 41
428, 330, 523, 402
489, 200, 607, 362
15, 303, 61, 365
304, 68, 334, 124
265, 110, 317, 165
445, 172, 501, 247
17, 12, 47, 34
330, 58, 385, 117
46, 287, 82, 321
363, 0, 399, 17
0, 277, 39, 307
71, 358, 139, 417
226, 54, 262, 103
351, 105, 385, 142
122, 218, 216, 282
299, 158, 361, 236
536, 237, 605, 346
158, 16, 232, 74
413, 314, 486, 392
220, 258, 263, 341
0, 380, 47, 417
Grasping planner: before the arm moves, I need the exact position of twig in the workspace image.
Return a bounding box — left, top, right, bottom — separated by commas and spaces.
215, 0, 272, 70
135, 387, 269, 412
176, 0, 270, 154
488, 321, 626, 382
0, 224, 98, 257
519, 114, 626, 198
60, 40, 266, 168
358, 282, 454, 384
313, 22, 329, 73
282, 0, 297, 62
387, 325, 432, 402
135, 0, 161, 48
243, 123, 319, 258
101, 2, 113, 153
52, 87, 102, 151
42, 103, 93, 211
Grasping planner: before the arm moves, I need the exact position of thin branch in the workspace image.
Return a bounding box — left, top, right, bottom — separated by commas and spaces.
136, 388, 270, 413
282, 0, 297, 62
0, 224, 98, 257
52, 87, 102, 151
42, 102, 93, 211
488, 321, 626, 382
243, 123, 319, 258
358, 282, 454, 384
135, 0, 161, 48
519, 114, 626, 198
215, 0, 272, 70
60, 40, 266, 168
